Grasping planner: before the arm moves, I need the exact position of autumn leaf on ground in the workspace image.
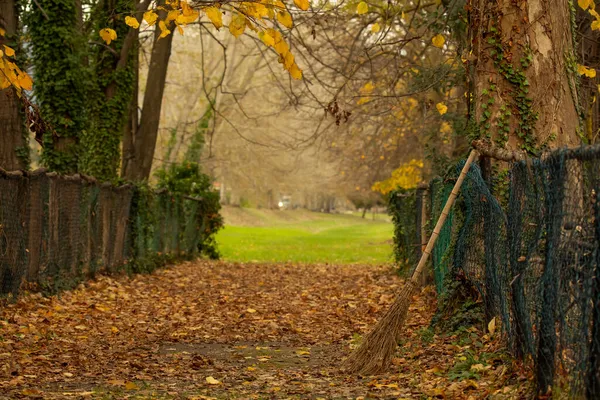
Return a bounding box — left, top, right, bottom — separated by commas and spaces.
125, 381, 139, 390
488, 317, 496, 335
206, 376, 221, 385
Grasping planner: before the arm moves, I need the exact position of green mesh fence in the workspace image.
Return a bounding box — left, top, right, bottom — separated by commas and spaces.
387, 188, 420, 273
0, 169, 214, 297
429, 177, 454, 293
389, 145, 600, 398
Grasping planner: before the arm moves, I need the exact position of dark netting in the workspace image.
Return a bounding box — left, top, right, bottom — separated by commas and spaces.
387, 145, 600, 397
429, 177, 454, 293
0, 170, 210, 297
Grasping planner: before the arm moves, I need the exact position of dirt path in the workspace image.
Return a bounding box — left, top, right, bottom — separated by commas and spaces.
0, 261, 525, 399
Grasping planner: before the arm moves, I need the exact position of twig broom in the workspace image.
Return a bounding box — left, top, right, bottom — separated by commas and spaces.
343, 150, 479, 375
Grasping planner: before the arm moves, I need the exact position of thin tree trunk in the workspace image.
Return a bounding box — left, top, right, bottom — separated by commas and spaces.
121, 36, 139, 177
0, 0, 25, 171
123, 10, 174, 181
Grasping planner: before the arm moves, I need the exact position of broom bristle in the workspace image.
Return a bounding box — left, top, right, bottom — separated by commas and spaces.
343, 280, 418, 375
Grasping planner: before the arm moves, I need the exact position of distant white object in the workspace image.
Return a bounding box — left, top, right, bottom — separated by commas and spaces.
278, 201, 284, 208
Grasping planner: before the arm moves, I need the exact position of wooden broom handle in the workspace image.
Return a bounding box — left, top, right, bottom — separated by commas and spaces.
410, 149, 479, 284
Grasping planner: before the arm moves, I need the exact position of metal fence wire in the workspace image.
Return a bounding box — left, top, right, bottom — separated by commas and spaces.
0, 168, 210, 298
388, 145, 600, 398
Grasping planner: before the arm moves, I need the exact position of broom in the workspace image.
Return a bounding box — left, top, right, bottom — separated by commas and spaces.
343, 149, 479, 375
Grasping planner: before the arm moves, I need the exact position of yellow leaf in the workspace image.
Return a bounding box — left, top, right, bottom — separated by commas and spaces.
259, 31, 275, 46
579, 0, 592, 10
0, 28, 5, 36
277, 11, 293, 28
436, 102, 448, 115
22, 389, 42, 397
470, 363, 485, 371
99, 28, 117, 45
488, 317, 496, 335
592, 19, 600, 30
111, 326, 119, 334
274, 35, 289, 55
166, 9, 181, 23
177, 25, 184, 35
360, 81, 374, 94
144, 10, 158, 26
283, 51, 295, 69
125, 16, 140, 29
578, 64, 597, 78
177, 9, 199, 24
432, 33, 445, 48
229, 13, 246, 38
205, 7, 223, 29
289, 63, 302, 80
246, 308, 257, 313
371, 22, 380, 33
159, 20, 171, 38
125, 381, 139, 390
294, 0, 309, 10
295, 350, 310, 355
3, 45, 15, 57
18, 72, 33, 91
206, 376, 221, 385
357, 1, 368, 15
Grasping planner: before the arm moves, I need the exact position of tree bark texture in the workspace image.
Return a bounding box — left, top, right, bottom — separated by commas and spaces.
122, 8, 173, 181
468, 0, 581, 153
0, 0, 25, 170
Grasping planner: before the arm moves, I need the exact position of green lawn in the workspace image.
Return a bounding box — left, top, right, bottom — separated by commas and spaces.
216, 207, 394, 264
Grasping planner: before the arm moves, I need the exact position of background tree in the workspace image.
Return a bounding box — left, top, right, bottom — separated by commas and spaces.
0, 0, 28, 170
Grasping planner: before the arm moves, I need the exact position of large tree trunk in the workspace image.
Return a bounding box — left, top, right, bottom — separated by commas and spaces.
0, 0, 26, 171
468, 0, 580, 395
122, 13, 173, 181
469, 0, 580, 153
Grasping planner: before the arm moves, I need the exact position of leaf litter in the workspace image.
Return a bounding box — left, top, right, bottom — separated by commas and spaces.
0, 261, 530, 398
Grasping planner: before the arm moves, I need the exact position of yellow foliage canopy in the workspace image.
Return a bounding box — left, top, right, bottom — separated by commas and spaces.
372, 159, 424, 194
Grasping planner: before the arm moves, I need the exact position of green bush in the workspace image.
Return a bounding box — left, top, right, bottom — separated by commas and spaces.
154, 161, 223, 259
